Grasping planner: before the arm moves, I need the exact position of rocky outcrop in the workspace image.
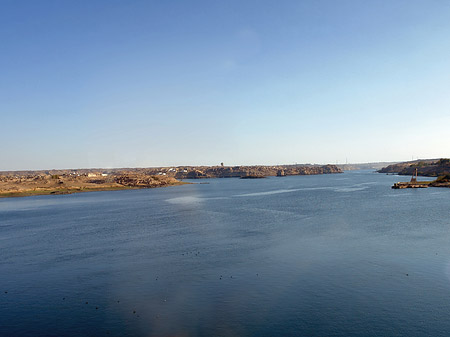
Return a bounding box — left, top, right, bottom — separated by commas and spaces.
430, 173, 450, 187
114, 174, 179, 187
383, 159, 450, 189
0, 164, 342, 197
146, 164, 342, 179
379, 159, 450, 177
0, 171, 184, 198
0, 164, 342, 181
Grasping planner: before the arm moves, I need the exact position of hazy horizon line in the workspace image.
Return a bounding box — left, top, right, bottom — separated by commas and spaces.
1, 158, 443, 173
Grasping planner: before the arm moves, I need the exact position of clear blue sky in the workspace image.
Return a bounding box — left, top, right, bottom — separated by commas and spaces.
1, 0, 450, 170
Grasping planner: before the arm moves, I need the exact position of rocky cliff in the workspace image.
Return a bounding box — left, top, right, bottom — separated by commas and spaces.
378, 159, 450, 177
141, 164, 342, 179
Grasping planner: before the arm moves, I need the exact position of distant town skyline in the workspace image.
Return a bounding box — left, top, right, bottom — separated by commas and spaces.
1, 1, 450, 170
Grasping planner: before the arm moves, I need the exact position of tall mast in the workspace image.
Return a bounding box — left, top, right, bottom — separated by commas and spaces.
411, 167, 418, 183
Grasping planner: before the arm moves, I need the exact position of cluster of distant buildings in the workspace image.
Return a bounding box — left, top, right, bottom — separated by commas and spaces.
156, 168, 188, 176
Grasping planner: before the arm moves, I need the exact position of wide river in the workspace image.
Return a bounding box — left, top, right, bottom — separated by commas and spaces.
1, 171, 450, 336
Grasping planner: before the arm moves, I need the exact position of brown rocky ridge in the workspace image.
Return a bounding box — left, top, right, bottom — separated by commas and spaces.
378, 159, 450, 177
141, 164, 342, 179
379, 159, 450, 188
0, 164, 342, 198
378, 159, 440, 175
0, 171, 184, 198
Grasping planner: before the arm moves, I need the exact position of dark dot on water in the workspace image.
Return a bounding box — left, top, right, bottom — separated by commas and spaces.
96, 307, 98, 310
406, 274, 409, 276
63, 298, 65, 300
117, 300, 120, 303
86, 302, 88, 304
133, 310, 136, 314
4, 291, 7, 294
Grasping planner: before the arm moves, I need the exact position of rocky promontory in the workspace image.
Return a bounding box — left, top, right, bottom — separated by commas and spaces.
0, 171, 184, 198
380, 159, 450, 189
378, 159, 450, 177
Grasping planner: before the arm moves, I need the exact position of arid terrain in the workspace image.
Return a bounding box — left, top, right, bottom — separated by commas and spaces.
144, 164, 342, 179
379, 159, 450, 188
0, 171, 183, 198
0, 164, 342, 198
378, 159, 450, 177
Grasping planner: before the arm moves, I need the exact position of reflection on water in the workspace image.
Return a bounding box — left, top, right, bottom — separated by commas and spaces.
235, 188, 302, 197
333, 186, 369, 192
166, 196, 229, 204
1, 171, 450, 336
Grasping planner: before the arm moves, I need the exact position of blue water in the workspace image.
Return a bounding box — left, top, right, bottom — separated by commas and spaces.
1, 171, 450, 336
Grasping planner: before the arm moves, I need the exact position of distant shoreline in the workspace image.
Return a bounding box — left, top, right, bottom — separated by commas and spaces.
0, 164, 342, 199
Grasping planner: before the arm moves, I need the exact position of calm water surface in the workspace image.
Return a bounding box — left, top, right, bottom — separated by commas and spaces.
1, 171, 450, 336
